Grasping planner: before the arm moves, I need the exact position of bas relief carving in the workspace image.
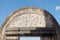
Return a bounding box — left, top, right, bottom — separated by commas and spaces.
0, 7, 60, 40
8, 8, 55, 28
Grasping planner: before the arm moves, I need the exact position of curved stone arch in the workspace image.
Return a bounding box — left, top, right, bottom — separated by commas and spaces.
1, 7, 59, 29
1, 7, 43, 29
1, 7, 59, 40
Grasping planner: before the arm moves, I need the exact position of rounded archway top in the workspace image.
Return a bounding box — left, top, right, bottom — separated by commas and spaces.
2, 7, 59, 29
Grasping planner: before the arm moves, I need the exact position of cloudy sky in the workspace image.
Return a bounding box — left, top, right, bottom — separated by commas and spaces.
56, 6, 60, 11
0, 0, 60, 40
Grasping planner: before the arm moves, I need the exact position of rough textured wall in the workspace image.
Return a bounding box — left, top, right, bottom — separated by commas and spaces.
0, 7, 60, 40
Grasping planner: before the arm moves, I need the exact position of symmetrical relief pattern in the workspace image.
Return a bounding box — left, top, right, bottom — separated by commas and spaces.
9, 14, 46, 27
7, 8, 54, 28
0, 8, 59, 40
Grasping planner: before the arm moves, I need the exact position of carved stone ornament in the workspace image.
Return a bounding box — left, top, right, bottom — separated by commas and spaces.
6, 8, 57, 28
0, 7, 59, 40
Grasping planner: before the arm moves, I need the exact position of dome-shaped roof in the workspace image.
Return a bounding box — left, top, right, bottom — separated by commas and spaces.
2, 7, 59, 29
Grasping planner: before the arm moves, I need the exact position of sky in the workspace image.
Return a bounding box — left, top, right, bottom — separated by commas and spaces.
0, 0, 60, 40
20, 37, 40, 40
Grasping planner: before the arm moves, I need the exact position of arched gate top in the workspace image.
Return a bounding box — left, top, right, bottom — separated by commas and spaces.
1, 7, 59, 30
0, 7, 60, 40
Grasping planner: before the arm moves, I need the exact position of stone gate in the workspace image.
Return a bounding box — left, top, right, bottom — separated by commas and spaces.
0, 7, 60, 40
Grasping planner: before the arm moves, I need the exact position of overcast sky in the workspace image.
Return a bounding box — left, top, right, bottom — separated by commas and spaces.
0, 0, 60, 40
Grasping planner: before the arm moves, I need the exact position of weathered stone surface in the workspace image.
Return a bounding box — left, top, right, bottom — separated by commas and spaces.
6, 8, 56, 28
0, 7, 60, 40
